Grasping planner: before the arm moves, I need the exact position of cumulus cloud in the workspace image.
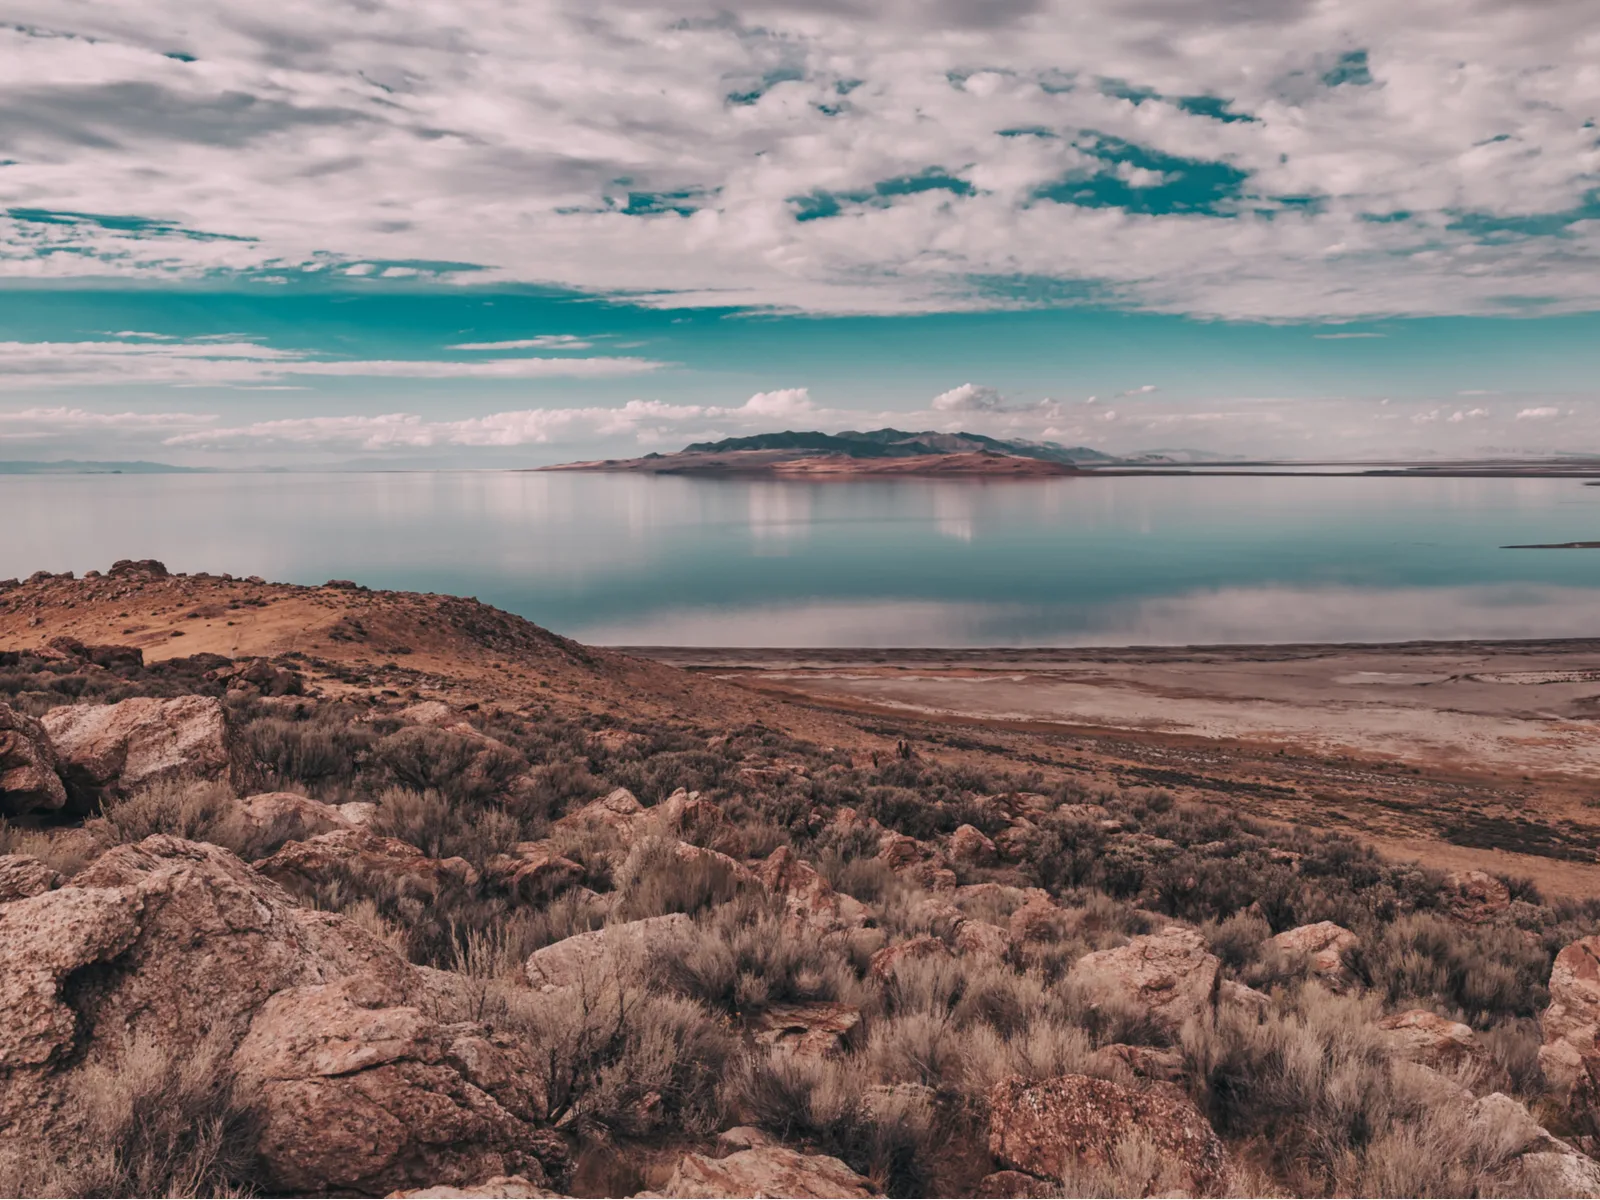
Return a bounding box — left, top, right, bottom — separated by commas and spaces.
737, 388, 817, 419
931, 383, 1006, 412
1516, 406, 1561, 419
449, 336, 595, 351
1, 1, 1599, 318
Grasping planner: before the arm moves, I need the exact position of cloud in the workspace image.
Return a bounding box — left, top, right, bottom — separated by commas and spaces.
931, 383, 1006, 412
1516, 406, 1561, 419
449, 336, 595, 351
0, 406, 218, 440
737, 388, 817, 419
0, 337, 666, 387
2, 2, 1600, 318
1314, 332, 1386, 339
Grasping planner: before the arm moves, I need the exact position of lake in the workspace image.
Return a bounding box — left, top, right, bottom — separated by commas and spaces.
7, 471, 1600, 647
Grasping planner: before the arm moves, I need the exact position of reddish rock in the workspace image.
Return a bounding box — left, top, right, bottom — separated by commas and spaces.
1541, 935, 1600, 1094
553, 788, 646, 842
869, 935, 954, 981
398, 700, 456, 726
1269, 921, 1359, 989
975, 1169, 1056, 1198
524, 913, 694, 991
1378, 1009, 1490, 1073
955, 919, 1012, 959
233, 974, 561, 1196
993, 822, 1036, 861
1073, 925, 1221, 1031
239, 791, 357, 842
1008, 892, 1070, 945
949, 823, 998, 865
256, 828, 480, 900
758, 846, 867, 934
1087, 1042, 1187, 1083
1446, 870, 1512, 922
484, 846, 585, 903
0, 702, 67, 817
662, 1146, 879, 1198
387, 1176, 561, 1198
1217, 979, 1271, 1021
751, 1001, 861, 1058
652, 788, 728, 844
41, 695, 235, 807
877, 832, 926, 871
0, 854, 60, 902
987, 1074, 1227, 1195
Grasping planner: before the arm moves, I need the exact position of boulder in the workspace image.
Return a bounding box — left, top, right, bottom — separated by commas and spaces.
1463, 1093, 1600, 1197
0, 702, 67, 817
713, 1126, 773, 1157
1446, 870, 1512, 922
1269, 921, 1359, 989
751, 1001, 861, 1058
387, 1176, 563, 1199
524, 913, 694, 992
955, 919, 1012, 960
0, 835, 566, 1196
758, 847, 868, 935
239, 791, 357, 842
1378, 1009, 1490, 1074
233, 974, 563, 1196
398, 701, 457, 726
661, 1146, 879, 1199
877, 832, 926, 871
987, 1074, 1226, 1195
41, 695, 235, 808
949, 823, 998, 865
484, 846, 586, 903
1008, 892, 1070, 946
0, 853, 60, 902
1086, 1042, 1187, 1083
1073, 925, 1221, 1031
1539, 935, 1600, 1095
1217, 979, 1271, 1021
652, 788, 729, 845
1519, 1152, 1600, 1198
869, 935, 954, 981
975, 1170, 1056, 1198
256, 829, 480, 900
554, 788, 646, 842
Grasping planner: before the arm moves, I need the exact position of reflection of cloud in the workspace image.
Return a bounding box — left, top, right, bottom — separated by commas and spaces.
747, 483, 813, 549
568, 584, 1600, 647
933, 487, 976, 542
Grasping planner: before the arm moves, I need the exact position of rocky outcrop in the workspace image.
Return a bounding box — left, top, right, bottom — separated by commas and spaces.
949, 823, 997, 865
524, 913, 694, 992
257, 828, 479, 900
0, 702, 67, 817
661, 1146, 880, 1199
1446, 870, 1512, 922
1008, 891, 1071, 946
1073, 925, 1221, 1031
239, 791, 358, 842
233, 974, 563, 1196
388, 1176, 563, 1198
987, 1074, 1227, 1195
1379, 1009, 1490, 1074
0, 836, 564, 1195
1270, 921, 1359, 990
41, 695, 235, 808
869, 935, 953, 980
1465, 1092, 1600, 1196
758, 846, 868, 935
0, 853, 59, 902
955, 919, 1012, 959
751, 1001, 861, 1058
1539, 935, 1600, 1095
484, 845, 586, 903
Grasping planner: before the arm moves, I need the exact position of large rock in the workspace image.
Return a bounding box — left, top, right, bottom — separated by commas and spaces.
0, 702, 68, 816
987, 1074, 1227, 1195
869, 935, 953, 981
1540, 935, 1600, 1095
1378, 1009, 1490, 1074
1073, 925, 1220, 1031
1445, 870, 1512, 922
484, 845, 586, 903
758, 847, 868, 935
1270, 921, 1359, 990
257, 828, 480, 900
524, 913, 693, 992
0, 853, 59, 902
388, 1178, 563, 1199
233, 974, 562, 1196
239, 791, 358, 842
0, 836, 563, 1195
662, 1146, 880, 1198
751, 1001, 861, 1058
949, 823, 998, 865
41, 695, 235, 807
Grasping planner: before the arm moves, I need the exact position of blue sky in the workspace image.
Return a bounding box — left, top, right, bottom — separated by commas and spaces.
1, 0, 1598, 465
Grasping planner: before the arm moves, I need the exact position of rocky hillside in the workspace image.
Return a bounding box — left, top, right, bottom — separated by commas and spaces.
6, 563, 1600, 1197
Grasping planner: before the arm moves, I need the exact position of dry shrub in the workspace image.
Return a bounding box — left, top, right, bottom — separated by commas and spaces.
88, 777, 284, 861
1205, 910, 1272, 972
1348, 913, 1552, 1022
242, 713, 372, 795
369, 786, 521, 868
0, 820, 100, 876
496, 967, 733, 1137
647, 893, 857, 1015
1053, 1128, 1203, 1199
377, 725, 525, 804
611, 835, 750, 922
0, 1030, 259, 1198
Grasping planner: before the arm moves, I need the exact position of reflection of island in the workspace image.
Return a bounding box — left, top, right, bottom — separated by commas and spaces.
1503, 541, 1600, 549
539, 429, 1097, 478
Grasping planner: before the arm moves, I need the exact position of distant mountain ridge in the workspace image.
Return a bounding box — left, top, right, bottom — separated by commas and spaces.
681, 428, 1115, 463
0, 460, 210, 474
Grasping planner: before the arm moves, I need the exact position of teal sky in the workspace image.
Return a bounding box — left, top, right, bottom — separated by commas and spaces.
2, 2, 1598, 464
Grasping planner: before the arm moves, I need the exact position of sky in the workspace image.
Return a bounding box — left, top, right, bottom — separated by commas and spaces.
1, 0, 1599, 466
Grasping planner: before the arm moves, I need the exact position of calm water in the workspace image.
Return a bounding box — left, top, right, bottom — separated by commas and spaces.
7, 472, 1600, 646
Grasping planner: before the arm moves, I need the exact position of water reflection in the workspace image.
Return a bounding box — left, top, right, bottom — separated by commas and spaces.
5, 472, 1600, 647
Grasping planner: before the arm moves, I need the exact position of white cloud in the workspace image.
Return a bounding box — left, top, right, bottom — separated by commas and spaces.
1, 1, 1598, 318
0, 406, 218, 440
0, 337, 666, 387
1516, 406, 1561, 419
737, 388, 817, 419
449, 336, 595, 351
1314, 332, 1387, 339
931, 383, 1005, 412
